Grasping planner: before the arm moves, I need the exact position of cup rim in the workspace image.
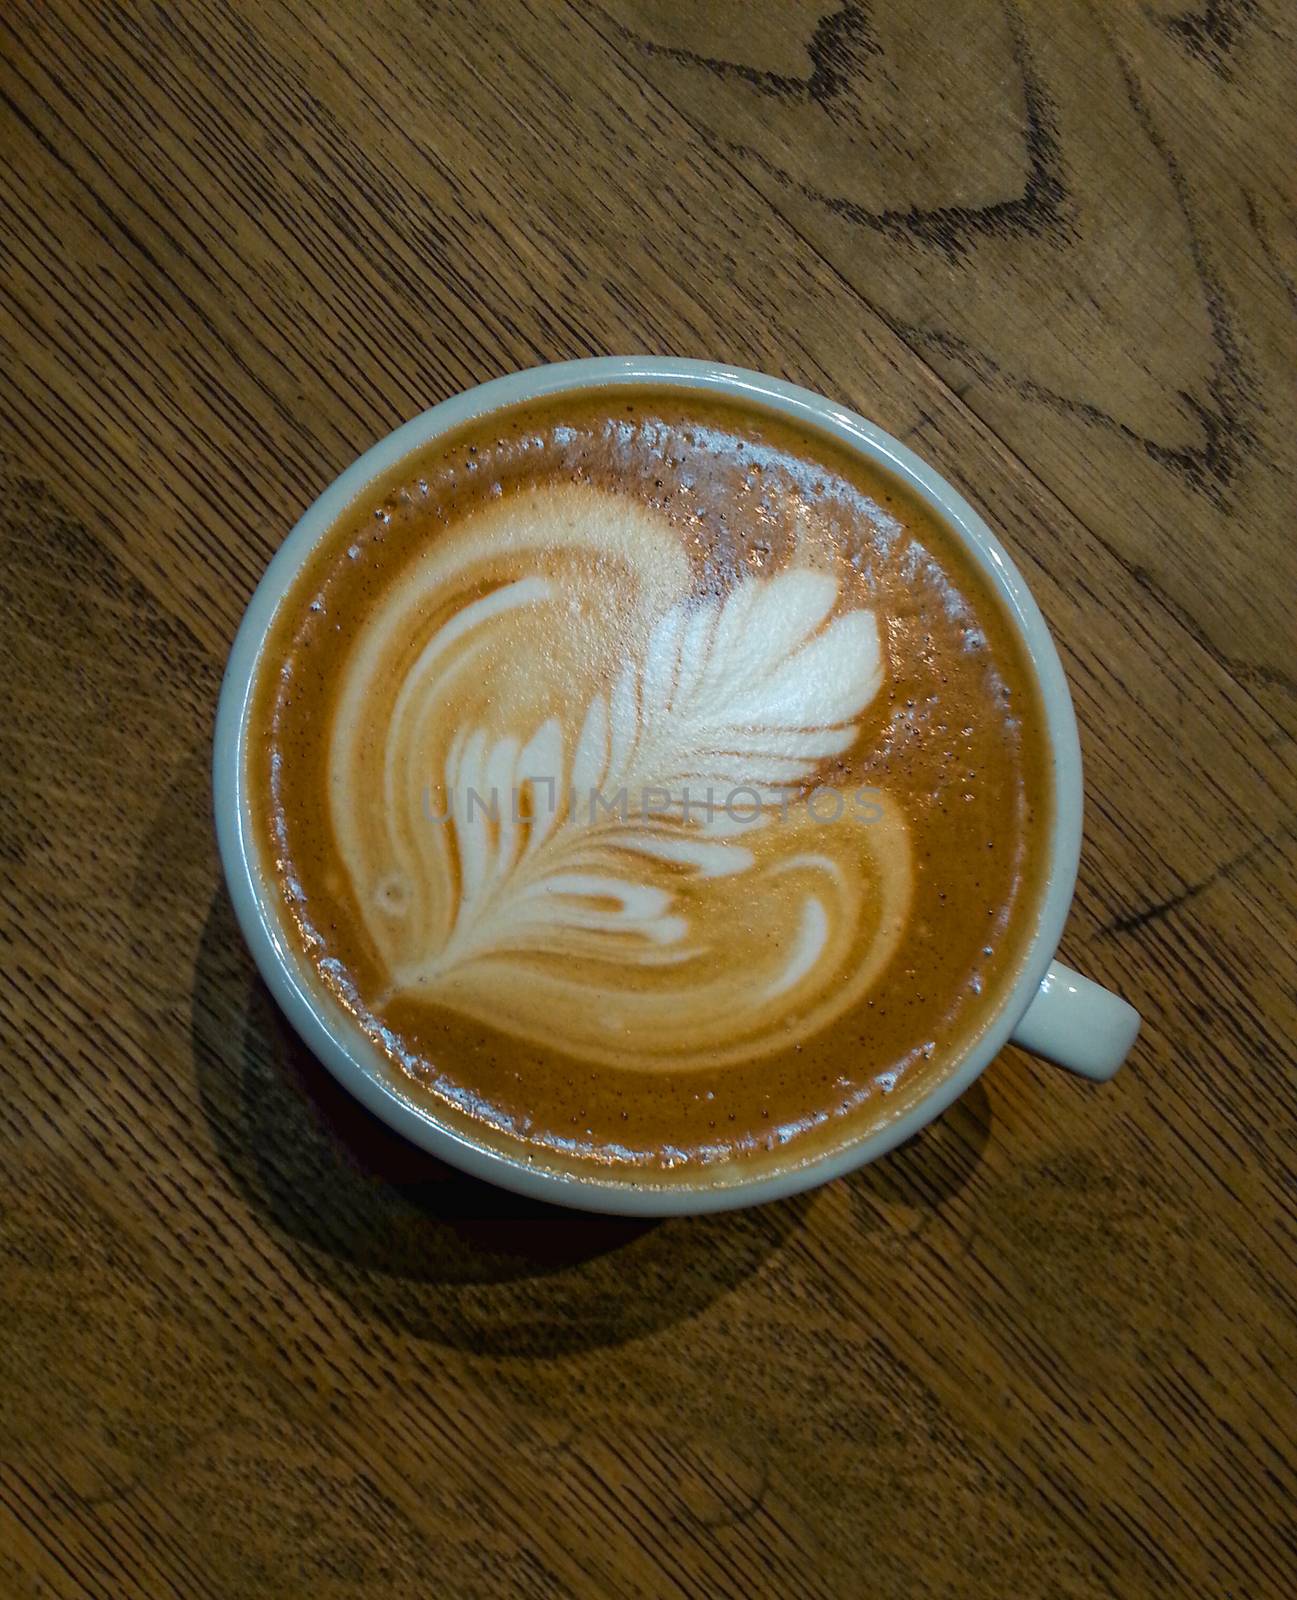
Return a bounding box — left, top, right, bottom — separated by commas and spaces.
213, 356, 1083, 1215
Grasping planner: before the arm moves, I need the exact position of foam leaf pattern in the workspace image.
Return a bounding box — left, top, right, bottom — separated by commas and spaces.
327, 484, 912, 1072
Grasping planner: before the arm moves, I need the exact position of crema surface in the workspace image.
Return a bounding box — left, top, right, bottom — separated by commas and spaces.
249, 389, 1051, 1177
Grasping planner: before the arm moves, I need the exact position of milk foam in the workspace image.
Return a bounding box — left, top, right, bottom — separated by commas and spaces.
329, 483, 912, 1070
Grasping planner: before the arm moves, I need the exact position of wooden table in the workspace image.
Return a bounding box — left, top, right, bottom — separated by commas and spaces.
3, 3, 1294, 1595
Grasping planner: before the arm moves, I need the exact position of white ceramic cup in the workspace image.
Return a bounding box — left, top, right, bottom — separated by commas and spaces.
213, 357, 1140, 1215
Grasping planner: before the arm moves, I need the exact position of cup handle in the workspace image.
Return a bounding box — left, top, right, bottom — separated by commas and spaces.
1009, 961, 1140, 1082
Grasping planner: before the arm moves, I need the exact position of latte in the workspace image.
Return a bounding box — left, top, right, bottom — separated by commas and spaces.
248, 388, 1050, 1177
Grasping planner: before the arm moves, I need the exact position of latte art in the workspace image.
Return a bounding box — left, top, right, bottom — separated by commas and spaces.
251, 387, 1050, 1174
330, 484, 911, 1069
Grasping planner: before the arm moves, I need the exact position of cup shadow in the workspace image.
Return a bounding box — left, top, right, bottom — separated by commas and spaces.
849, 1075, 993, 1243
190, 886, 994, 1356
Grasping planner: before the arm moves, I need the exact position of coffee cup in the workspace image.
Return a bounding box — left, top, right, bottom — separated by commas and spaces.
213, 357, 1139, 1214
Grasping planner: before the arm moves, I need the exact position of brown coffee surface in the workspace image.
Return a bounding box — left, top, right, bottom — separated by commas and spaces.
247, 387, 1051, 1181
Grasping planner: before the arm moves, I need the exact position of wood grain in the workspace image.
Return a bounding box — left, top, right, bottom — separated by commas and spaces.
1, 1, 1294, 1595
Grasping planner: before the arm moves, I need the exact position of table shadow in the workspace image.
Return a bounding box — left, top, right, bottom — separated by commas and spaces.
190, 885, 992, 1357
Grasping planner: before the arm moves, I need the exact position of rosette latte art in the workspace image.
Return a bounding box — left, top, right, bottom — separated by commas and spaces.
329, 484, 911, 1071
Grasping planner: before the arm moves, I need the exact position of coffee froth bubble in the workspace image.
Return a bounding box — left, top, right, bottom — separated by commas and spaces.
251, 390, 1051, 1172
